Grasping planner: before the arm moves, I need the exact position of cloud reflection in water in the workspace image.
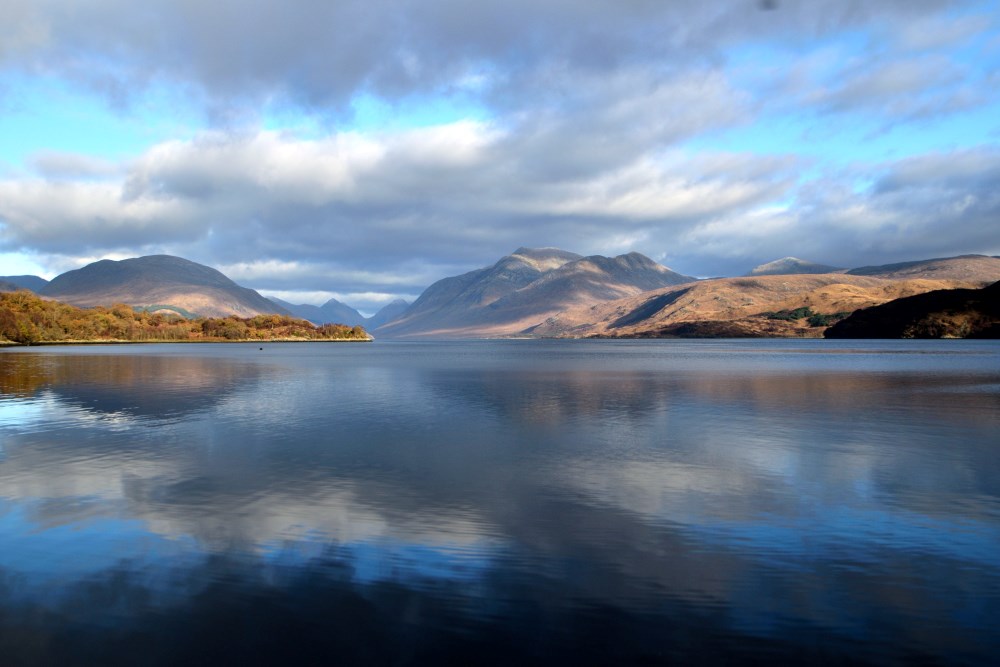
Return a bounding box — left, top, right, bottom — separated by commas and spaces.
0, 340, 998, 664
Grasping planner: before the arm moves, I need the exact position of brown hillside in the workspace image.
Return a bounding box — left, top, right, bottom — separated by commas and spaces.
846, 254, 1000, 284
825, 281, 1000, 339
39, 255, 288, 319
530, 274, 982, 338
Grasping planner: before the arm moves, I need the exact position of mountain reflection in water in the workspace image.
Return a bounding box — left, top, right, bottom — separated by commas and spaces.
0, 340, 998, 666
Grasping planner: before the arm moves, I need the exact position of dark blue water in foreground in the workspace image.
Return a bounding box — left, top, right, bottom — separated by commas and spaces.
1, 339, 998, 665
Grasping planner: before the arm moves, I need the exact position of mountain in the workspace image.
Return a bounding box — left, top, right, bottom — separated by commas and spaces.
749, 257, 842, 276
270, 296, 412, 329
846, 254, 1000, 284
824, 281, 1000, 339
375, 248, 696, 338
365, 299, 410, 330
269, 297, 366, 326
500, 252, 696, 331
531, 274, 986, 338
375, 247, 582, 337
39, 255, 290, 319
0, 280, 22, 293
0, 275, 49, 292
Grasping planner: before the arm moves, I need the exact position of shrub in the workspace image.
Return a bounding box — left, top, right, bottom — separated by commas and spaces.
764, 306, 814, 321
807, 311, 852, 327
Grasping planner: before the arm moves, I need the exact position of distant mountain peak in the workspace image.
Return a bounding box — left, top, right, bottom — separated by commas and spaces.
613, 251, 670, 269
269, 296, 365, 326
749, 257, 841, 276
512, 246, 573, 256
367, 298, 412, 330
0, 275, 49, 292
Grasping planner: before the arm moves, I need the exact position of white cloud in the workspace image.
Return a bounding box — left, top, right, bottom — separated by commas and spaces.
3, 124, 999, 295
671, 148, 1000, 275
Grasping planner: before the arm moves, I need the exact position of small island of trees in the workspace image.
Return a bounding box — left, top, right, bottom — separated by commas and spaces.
0, 291, 371, 345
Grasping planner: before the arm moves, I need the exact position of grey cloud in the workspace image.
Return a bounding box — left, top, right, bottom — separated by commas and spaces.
0, 0, 962, 116
488, 67, 752, 182
0, 179, 207, 251
873, 147, 1000, 192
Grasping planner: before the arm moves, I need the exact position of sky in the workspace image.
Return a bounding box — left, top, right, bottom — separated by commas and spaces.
1, 0, 998, 313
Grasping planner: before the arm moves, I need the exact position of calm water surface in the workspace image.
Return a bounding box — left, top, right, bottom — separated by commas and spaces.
1, 339, 998, 665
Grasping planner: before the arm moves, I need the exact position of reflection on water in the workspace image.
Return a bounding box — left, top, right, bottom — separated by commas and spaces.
0, 340, 998, 665
0, 351, 263, 424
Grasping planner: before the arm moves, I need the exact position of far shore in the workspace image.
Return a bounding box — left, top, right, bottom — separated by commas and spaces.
0, 337, 373, 348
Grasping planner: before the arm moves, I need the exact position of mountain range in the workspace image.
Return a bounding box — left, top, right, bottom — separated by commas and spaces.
270, 297, 411, 329
4, 251, 1000, 338
268, 297, 367, 327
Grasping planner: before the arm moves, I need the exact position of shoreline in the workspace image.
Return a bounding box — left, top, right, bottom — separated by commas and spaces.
0, 337, 373, 347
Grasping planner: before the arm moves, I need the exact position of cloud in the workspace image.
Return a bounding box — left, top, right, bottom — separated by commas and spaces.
0, 179, 204, 249
0, 118, 798, 297
28, 151, 121, 180
0, 63, 781, 303
892, 11, 994, 51
676, 147, 1000, 275
0, 0, 968, 117
2, 125, 999, 302
805, 54, 988, 122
